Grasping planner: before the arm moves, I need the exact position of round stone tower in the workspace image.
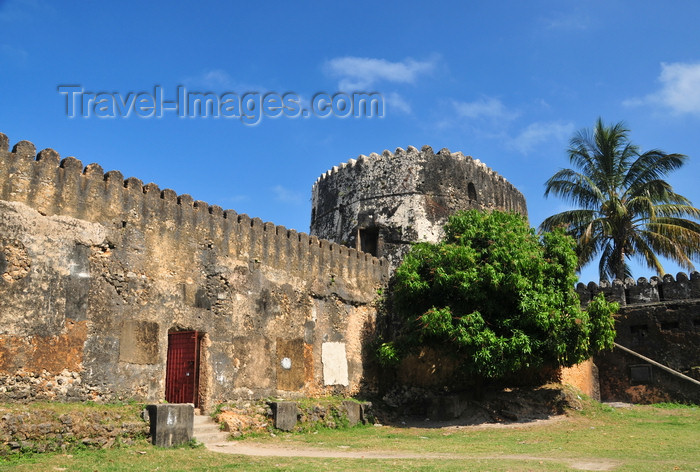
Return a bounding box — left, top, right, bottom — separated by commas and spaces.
310, 145, 528, 269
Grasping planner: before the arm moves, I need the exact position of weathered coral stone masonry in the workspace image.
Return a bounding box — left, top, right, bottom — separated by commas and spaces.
1, 131, 696, 408
310, 145, 528, 269
578, 274, 700, 404
0, 133, 388, 410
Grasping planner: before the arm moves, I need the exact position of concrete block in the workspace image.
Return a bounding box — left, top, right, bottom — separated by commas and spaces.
146, 404, 193, 447
342, 400, 361, 426
269, 401, 298, 431
322, 342, 349, 386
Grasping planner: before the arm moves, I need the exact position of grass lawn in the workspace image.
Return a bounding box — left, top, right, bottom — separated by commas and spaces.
2, 402, 698, 471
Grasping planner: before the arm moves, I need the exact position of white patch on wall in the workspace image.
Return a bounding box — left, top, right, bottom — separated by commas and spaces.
322, 342, 349, 386
311, 303, 318, 322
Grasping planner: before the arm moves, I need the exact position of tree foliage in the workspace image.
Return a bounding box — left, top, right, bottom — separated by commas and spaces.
541, 118, 700, 281
378, 210, 617, 380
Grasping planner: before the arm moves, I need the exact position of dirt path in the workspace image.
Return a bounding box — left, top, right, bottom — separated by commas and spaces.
204, 441, 620, 471
197, 414, 621, 470
196, 392, 636, 470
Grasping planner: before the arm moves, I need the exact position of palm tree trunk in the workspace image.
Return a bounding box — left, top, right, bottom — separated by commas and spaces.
617, 245, 626, 280
613, 240, 625, 280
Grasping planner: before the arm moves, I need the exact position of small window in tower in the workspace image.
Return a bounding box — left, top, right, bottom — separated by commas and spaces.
468, 182, 477, 202
630, 324, 648, 344
359, 228, 379, 257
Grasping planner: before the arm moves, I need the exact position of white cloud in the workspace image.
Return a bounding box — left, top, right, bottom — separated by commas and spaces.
272, 185, 303, 205
324, 56, 436, 90
452, 97, 519, 121
541, 10, 590, 31
385, 92, 411, 115
0, 0, 53, 22
200, 70, 235, 88
182, 69, 235, 89
182, 69, 263, 92
439, 98, 572, 155
0, 44, 27, 63
508, 121, 574, 154
624, 62, 700, 115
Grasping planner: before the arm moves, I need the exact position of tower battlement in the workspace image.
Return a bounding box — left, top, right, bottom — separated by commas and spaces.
310, 144, 527, 268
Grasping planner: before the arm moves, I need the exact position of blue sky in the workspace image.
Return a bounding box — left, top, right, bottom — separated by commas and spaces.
1, 0, 699, 284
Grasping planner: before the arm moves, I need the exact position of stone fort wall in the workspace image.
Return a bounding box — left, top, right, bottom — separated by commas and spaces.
0, 133, 388, 411
579, 273, 700, 404
1, 130, 696, 407
575, 272, 700, 307
310, 145, 528, 269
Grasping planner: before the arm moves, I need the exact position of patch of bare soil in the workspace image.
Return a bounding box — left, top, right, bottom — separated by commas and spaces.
206, 440, 620, 471
201, 385, 622, 470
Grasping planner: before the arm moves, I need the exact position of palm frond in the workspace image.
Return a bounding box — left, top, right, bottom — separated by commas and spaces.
650, 204, 700, 219
637, 227, 698, 272
540, 209, 597, 232
628, 232, 665, 275
544, 169, 603, 209
644, 219, 700, 257
623, 151, 687, 190
542, 118, 700, 279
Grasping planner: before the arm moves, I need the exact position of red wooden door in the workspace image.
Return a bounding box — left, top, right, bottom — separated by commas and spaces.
165, 331, 200, 406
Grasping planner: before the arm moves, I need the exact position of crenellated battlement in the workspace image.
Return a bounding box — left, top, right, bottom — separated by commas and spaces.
577, 271, 700, 307
0, 132, 391, 404
0, 133, 389, 287
310, 143, 528, 269
313, 144, 512, 190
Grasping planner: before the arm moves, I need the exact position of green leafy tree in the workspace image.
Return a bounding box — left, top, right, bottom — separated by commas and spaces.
378, 210, 616, 382
541, 118, 700, 281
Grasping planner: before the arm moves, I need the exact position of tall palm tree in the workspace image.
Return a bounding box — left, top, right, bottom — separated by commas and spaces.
541, 118, 700, 281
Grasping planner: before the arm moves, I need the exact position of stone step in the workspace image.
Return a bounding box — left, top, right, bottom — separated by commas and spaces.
193, 415, 213, 425
194, 421, 219, 430
193, 431, 229, 442
195, 426, 223, 435
194, 422, 222, 431
193, 414, 229, 444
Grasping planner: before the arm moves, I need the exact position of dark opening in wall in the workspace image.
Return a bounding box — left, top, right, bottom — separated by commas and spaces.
630, 364, 652, 384
359, 228, 379, 257
660, 320, 680, 331
630, 324, 648, 344
630, 324, 648, 334
467, 182, 477, 202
